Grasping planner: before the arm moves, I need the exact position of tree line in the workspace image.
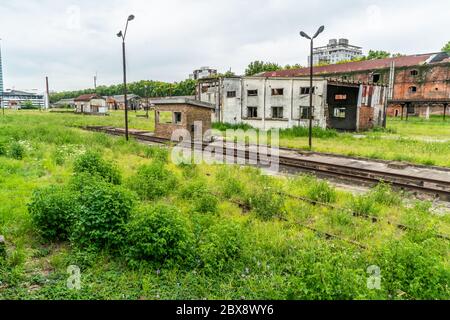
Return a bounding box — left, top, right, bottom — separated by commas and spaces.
50, 79, 197, 103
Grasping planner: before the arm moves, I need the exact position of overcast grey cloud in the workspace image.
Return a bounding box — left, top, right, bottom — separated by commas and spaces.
0, 0, 449, 92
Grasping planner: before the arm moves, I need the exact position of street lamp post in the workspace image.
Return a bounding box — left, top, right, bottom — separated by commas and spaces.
300, 25, 325, 150
117, 14, 135, 141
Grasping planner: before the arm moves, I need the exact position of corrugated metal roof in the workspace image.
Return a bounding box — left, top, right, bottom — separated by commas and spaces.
261, 53, 448, 78
74, 94, 102, 102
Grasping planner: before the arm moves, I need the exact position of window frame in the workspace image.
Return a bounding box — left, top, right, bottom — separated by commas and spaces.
300, 87, 316, 95
408, 86, 418, 93
174, 112, 182, 124
247, 89, 258, 97
271, 106, 284, 119
226, 91, 236, 98
271, 88, 284, 96
332, 107, 346, 119
246, 106, 258, 119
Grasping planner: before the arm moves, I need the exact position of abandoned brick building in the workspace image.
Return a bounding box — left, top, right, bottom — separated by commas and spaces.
261, 52, 450, 119
151, 98, 215, 140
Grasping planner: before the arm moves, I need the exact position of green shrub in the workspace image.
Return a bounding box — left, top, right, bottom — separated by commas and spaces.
246, 183, 286, 220
71, 179, 135, 250
126, 204, 193, 267
73, 151, 121, 184
198, 221, 244, 272
179, 179, 208, 200
144, 146, 169, 163
128, 162, 177, 200
280, 126, 338, 139
0, 141, 6, 156
369, 183, 401, 207
28, 185, 79, 241
373, 239, 450, 299
178, 162, 199, 179
212, 122, 255, 131
9, 141, 25, 160
306, 180, 337, 203
216, 167, 244, 199
192, 193, 219, 214
350, 195, 379, 216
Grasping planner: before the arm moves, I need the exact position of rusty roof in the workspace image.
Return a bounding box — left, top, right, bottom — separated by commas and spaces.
260, 53, 448, 78
74, 94, 102, 102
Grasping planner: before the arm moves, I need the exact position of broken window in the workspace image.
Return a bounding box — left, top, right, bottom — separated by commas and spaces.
227, 91, 236, 98
158, 111, 173, 124
408, 86, 417, 93
271, 107, 284, 119
174, 112, 182, 124
247, 107, 258, 118
271, 88, 284, 96
410, 70, 419, 76
299, 106, 310, 119
300, 87, 315, 95
247, 90, 258, 96
333, 107, 346, 119
372, 73, 381, 83
334, 94, 347, 101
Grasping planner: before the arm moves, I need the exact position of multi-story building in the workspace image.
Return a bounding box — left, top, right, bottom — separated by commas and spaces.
197, 76, 386, 131
0, 42, 3, 95
261, 52, 450, 118
189, 66, 218, 80
1, 90, 45, 109
310, 39, 363, 66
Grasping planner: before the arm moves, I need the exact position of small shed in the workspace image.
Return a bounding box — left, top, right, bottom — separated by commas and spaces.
74, 94, 107, 115
151, 98, 215, 140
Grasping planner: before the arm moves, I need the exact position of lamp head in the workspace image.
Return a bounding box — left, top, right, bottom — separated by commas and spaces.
313, 25, 325, 39
117, 31, 123, 38
300, 31, 311, 40
128, 14, 135, 21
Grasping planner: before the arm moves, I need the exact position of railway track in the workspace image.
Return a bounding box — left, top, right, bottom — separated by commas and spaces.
83, 126, 450, 201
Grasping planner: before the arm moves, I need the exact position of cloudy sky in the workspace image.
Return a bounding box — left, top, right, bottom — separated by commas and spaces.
0, 0, 449, 92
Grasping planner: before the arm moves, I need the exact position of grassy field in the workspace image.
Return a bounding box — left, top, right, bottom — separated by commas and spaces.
213, 116, 450, 167
0, 110, 449, 300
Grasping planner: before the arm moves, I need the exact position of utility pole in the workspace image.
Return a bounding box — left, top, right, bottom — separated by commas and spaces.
300, 26, 325, 150
117, 14, 135, 141
94, 72, 97, 90
45, 76, 50, 110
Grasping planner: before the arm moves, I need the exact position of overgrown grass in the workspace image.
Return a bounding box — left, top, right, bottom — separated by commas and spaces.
0, 110, 449, 300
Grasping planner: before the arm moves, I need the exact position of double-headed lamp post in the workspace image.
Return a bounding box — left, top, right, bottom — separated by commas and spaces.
300, 25, 325, 150
117, 14, 135, 141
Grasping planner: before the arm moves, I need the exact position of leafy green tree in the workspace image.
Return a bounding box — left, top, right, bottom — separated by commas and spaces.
284, 64, 303, 70
366, 50, 391, 60
442, 41, 450, 54
245, 61, 282, 76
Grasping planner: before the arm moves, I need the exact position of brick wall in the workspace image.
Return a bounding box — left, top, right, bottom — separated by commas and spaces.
358, 106, 374, 130
154, 104, 212, 140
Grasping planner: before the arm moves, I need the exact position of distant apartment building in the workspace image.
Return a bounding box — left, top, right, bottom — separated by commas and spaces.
189, 66, 218, 80
310, 39, 363, 66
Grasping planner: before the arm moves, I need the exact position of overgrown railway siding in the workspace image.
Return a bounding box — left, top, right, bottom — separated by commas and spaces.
83, 126, 450, 201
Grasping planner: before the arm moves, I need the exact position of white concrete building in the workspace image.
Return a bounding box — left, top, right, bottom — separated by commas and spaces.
74, 94, 107, 115
311, 39, 363, 66
197, 76, 386, 131
189, 66, 218, 80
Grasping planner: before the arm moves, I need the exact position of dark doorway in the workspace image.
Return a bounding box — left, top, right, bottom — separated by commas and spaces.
327, 84, 359, 131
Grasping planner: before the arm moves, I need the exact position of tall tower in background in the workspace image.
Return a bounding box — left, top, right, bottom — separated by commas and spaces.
0, 40, 4, 94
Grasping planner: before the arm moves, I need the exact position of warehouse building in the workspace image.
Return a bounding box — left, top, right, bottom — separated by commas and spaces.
197, 76, 386, 131
260, 52, 450, 118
